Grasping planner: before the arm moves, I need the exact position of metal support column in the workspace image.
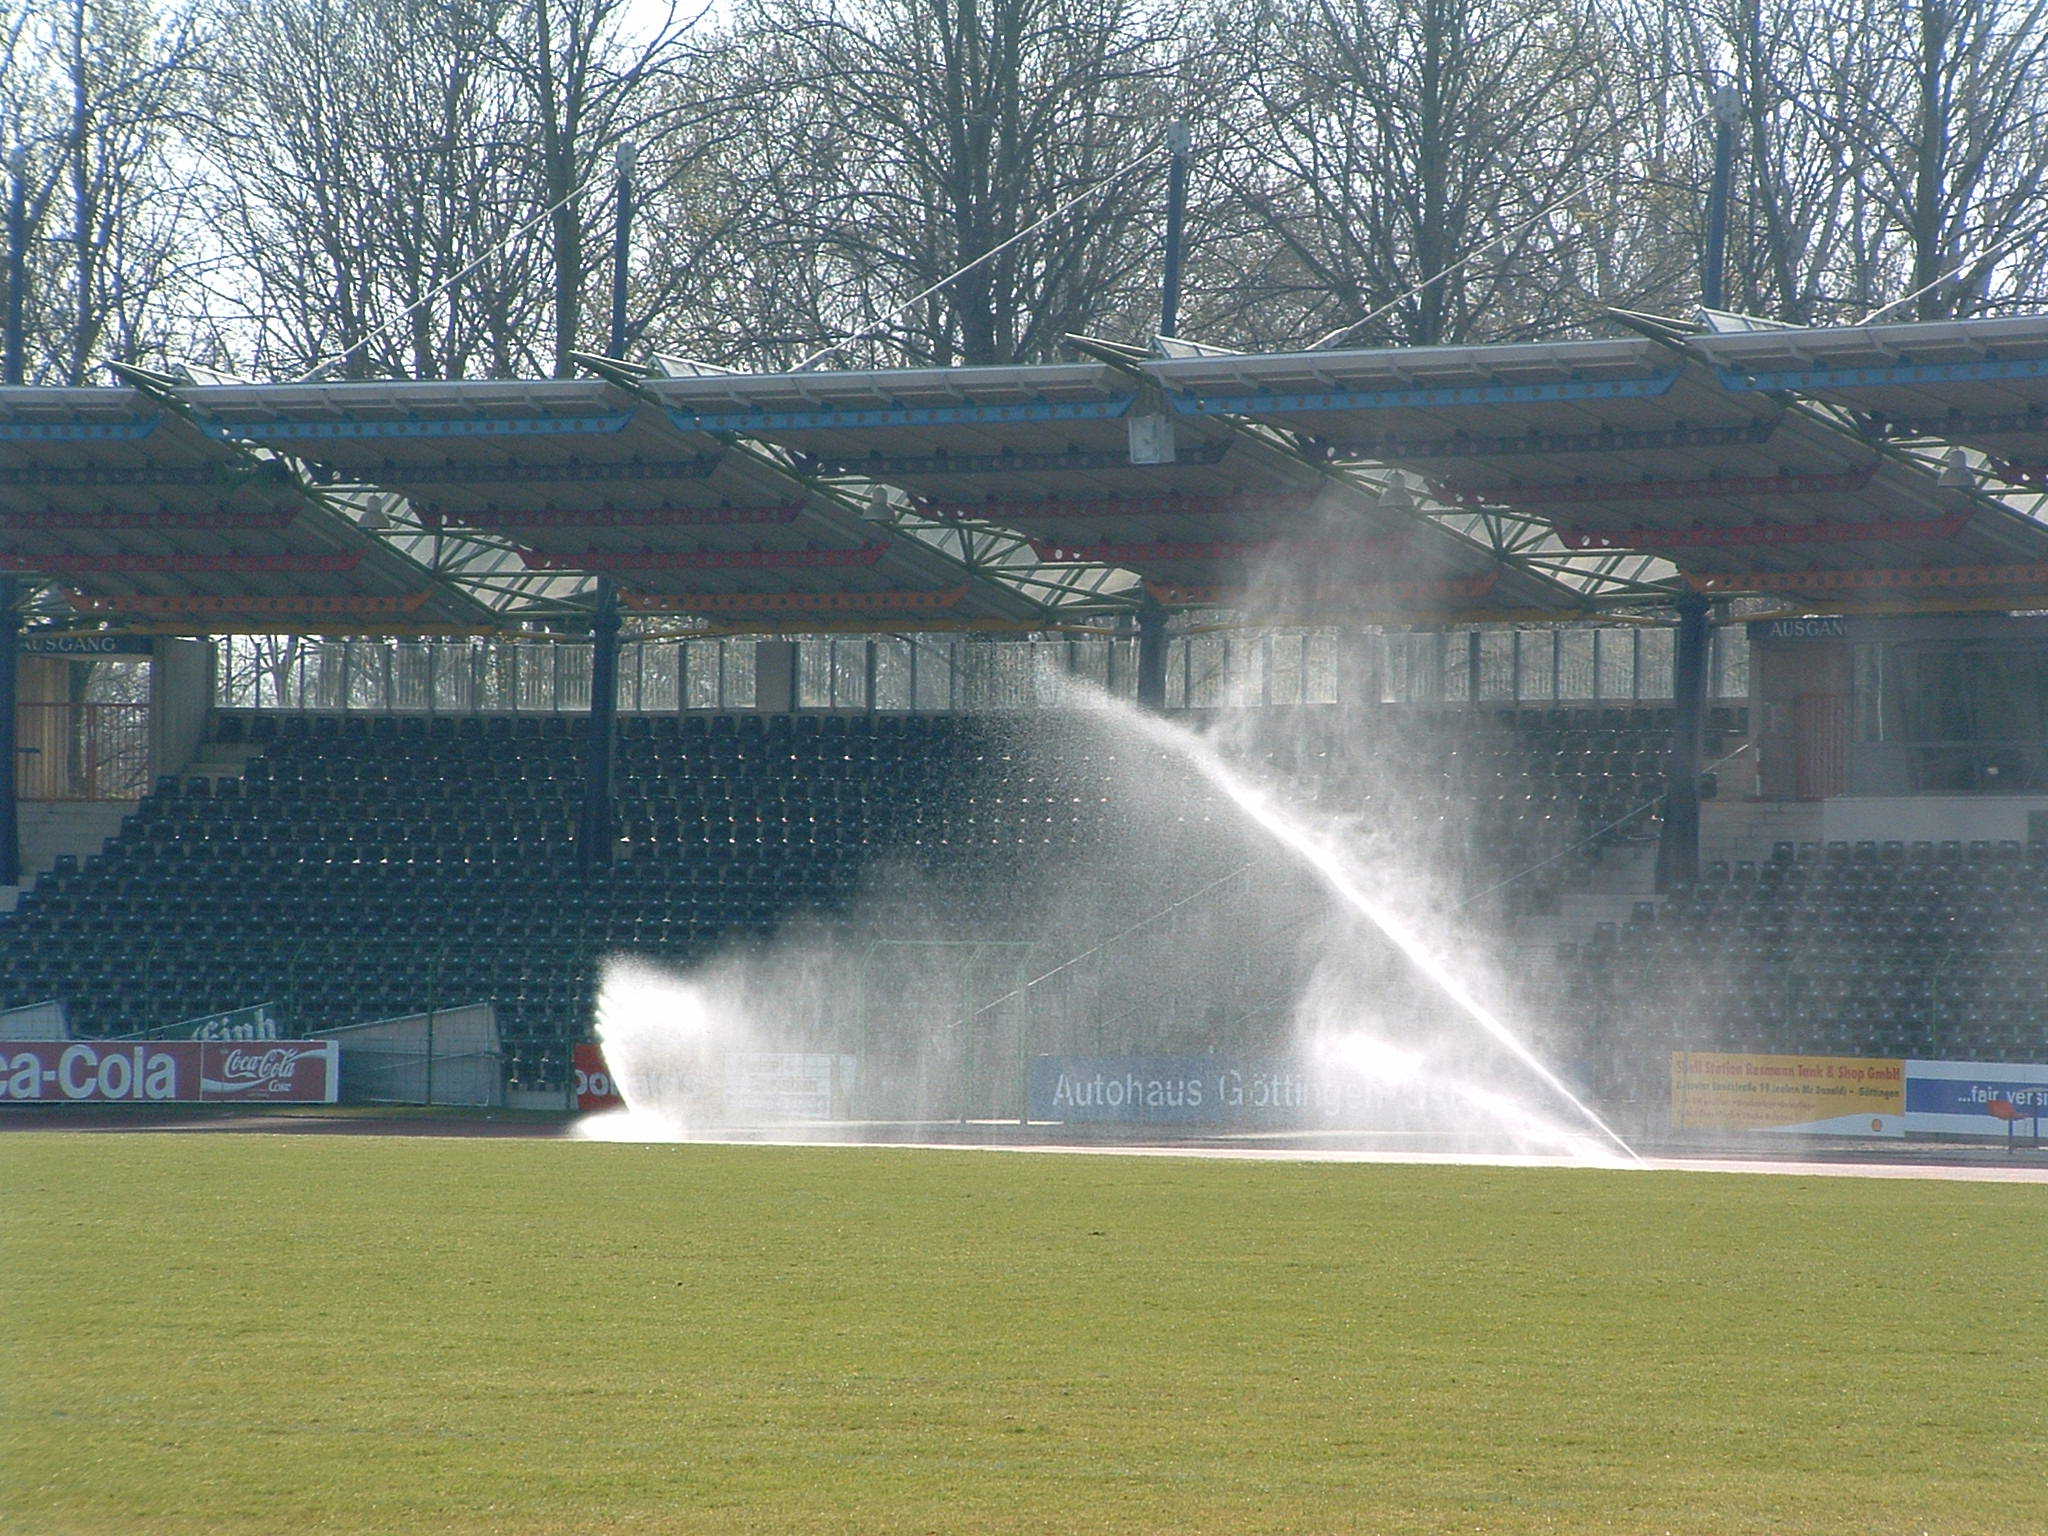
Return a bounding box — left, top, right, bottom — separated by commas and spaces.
579, 580, 621, 870
1161, 121, 1192, 339
0, 577, 18, 887
1656, 592, 1711, 891
609, 143, 637, 358
1702, 87, 1740, 310
1135, 599, 1169, 710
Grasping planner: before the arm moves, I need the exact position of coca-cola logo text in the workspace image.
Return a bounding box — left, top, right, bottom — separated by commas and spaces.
205, 1047, 310, 1095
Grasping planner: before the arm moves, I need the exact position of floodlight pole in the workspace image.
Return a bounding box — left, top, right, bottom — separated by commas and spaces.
1160, 122, 1191, 339
1701, 87, 1741, 311
1656, 591, 1712, 892
579, 578, 622, 871
609, 141, 637, 359
0, 577, 19, 889
4, 145, 27, 386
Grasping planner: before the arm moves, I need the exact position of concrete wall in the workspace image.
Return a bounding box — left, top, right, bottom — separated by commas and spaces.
150, 638, 213, 780
1699, 794, 2048, 859
754, 639, 797, 714
2, 801, 131, 909
1819, 795, 2048, 845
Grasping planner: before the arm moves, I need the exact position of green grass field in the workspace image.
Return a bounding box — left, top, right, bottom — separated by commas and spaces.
4, 1136, 2044, 1535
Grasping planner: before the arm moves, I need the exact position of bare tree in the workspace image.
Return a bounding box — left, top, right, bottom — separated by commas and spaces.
1198, 0, 1635, 350
624, 30, 863, 369
1655, 0, 2048, 322
0, 0, 207, 383
450, 0, 722, 375
722, 0, 1181, 367
1788, 0, 2048, 318
196, 0, 551, 378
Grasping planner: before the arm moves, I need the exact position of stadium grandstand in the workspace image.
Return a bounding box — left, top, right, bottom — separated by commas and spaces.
7, 308, 2048, 1114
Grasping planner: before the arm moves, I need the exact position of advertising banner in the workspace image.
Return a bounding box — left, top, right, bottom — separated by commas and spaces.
0, 1040, 338, 1104
1027, 1055, 1458, 1128
129, 1003, 283, 1042
1903, 1059, 2048, 1137
0, 1001, 70, 1042
573, 1043, 857, 1120
1670, 1052, 1905, 1135
573, 1042, 623, 1113
723, 1053, 856, 1121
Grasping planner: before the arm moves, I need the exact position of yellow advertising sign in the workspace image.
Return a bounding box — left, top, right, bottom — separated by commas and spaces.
1671, 1052, 1905, 1132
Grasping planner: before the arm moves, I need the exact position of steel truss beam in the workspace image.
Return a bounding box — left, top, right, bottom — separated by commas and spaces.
1558, 511, 1971, 551
0, 418, 156, 442
1717, 355, 2048, 391
1444, 468, 1875, 507
0, 551, 358, 575
0, 506, 297, 529
662, 398, 1132, 432
1028, 535, 1410, 565
451, 505, 801, 529
798, 441, 1230, 477
520, 544, 886, 572
1170, 373, 1680, 416
207, 413, 633, 442
1322, 420, 1776, 462
319, 456, 722, 488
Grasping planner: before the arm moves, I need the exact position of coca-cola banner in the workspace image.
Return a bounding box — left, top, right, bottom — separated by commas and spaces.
0, 1040, 338, 1104
199, 1041, 338, 1101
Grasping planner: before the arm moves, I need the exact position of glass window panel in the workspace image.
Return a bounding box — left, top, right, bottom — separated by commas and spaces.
1557, 630, 1595, 700
1518, 630, 1555, 703
722, 639, 755, 709
872, 639, 912, 711
555, 644, 591, 713
1595, 631, 1632, 701
1638, 628, 1674, 701
797, 636, 833, 709
912, 638, 955, 711
1478, 631, 1514, 701
834, 639, 871, 710
1715, 624, 1750, 701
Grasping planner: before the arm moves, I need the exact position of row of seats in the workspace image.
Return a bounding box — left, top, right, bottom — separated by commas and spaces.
1564, 840, 2048, 1066
4, 706, 1705, 1088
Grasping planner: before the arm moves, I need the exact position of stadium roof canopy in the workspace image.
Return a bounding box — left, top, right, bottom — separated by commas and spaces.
189, 375, 1049, 629
0, 382, 491, 628
1137, 324, 2048, 610
1688, 312, 2048, 482
9, 313, 2048, 633
642, 360, 1569, 619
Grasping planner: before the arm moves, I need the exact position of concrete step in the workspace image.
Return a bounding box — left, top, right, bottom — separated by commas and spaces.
4, 799, 135, 912
1574, 842, 1659, 894
1512, 842, 1659, 955
1700, 799, 1822, 866
185, 742, 261, 781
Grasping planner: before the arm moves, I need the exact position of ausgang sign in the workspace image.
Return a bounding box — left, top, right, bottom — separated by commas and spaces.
1750, 617, 1847, 642
20, 634, 153, 657
0, 1040, 338, 1103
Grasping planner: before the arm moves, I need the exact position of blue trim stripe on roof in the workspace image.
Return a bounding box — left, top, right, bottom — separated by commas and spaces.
203, 413, 635, 442
664, 398, 1135, 432
0, 417, 160, 442
1718, 355, 2048, 391
1170, 373, 1682, 416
